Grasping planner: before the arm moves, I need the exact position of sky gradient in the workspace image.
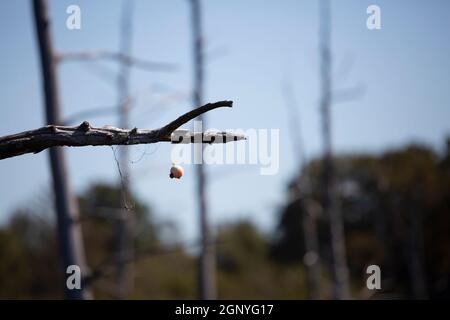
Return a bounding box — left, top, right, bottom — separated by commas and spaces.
0, 0, 449, 242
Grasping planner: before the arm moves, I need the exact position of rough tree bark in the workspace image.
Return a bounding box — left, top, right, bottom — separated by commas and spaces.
190, 0, 217, 300
32, 0, 91, 300
0, 101, 245, 160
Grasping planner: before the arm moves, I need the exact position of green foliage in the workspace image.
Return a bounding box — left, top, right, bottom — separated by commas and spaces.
216, 221, 308, 299
0, 209, 62, 299
271, 140, 450, 299
1, 139, 449, 299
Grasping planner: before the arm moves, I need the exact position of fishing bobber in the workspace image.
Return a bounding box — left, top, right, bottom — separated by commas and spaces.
169, 164, 184, 179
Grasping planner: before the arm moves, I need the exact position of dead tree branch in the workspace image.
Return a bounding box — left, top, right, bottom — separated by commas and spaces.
0, 100, 246, 160
56, 50, 177, 72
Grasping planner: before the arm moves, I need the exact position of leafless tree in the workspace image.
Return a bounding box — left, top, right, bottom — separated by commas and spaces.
318, 0, 350, 300
32, 0, 91, 300
409, 191, 428, 299
189, 0, 217, 300
282, 78, 323, 299
54, 1, 175, 298
115, 0, 134, 300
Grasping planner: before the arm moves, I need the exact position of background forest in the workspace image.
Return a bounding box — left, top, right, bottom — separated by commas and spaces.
1, 141, 449, 299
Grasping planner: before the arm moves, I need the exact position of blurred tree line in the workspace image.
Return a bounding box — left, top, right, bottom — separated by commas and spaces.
272, 138, 450, 299
0, 139, 449, 299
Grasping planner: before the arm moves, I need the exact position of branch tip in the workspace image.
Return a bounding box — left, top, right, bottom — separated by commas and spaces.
160, 100, 235, 137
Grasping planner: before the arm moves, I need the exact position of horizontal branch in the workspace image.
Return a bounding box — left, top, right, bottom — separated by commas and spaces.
56, 50, 177, 72
0, 101, 246, 160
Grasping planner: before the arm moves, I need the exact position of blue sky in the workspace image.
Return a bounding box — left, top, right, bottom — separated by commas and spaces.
0, 0, 449, 242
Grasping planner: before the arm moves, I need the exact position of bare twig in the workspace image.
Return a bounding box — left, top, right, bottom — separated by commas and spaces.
56, 50, 177, 72
0, 100, 245, 160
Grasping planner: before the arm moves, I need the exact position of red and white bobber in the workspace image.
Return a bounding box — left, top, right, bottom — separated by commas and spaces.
169, 164, 184, 179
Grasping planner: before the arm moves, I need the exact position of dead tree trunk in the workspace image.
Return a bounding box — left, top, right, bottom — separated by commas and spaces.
302, 199, 322, 299
319, 0, 350, 300
190, 0, 217, 300
116, 0, 134, 300
32, 0, 91, 300
283, 80, 322, 299
409, 190, 428, 299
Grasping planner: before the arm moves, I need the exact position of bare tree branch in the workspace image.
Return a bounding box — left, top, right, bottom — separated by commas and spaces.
56, 50, 177, 72
0, 100, 245, 160
157, 100, 232, 138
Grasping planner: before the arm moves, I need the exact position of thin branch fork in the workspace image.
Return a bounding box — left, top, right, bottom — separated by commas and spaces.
0, 101, 246, 160
55, 50, 177, 72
